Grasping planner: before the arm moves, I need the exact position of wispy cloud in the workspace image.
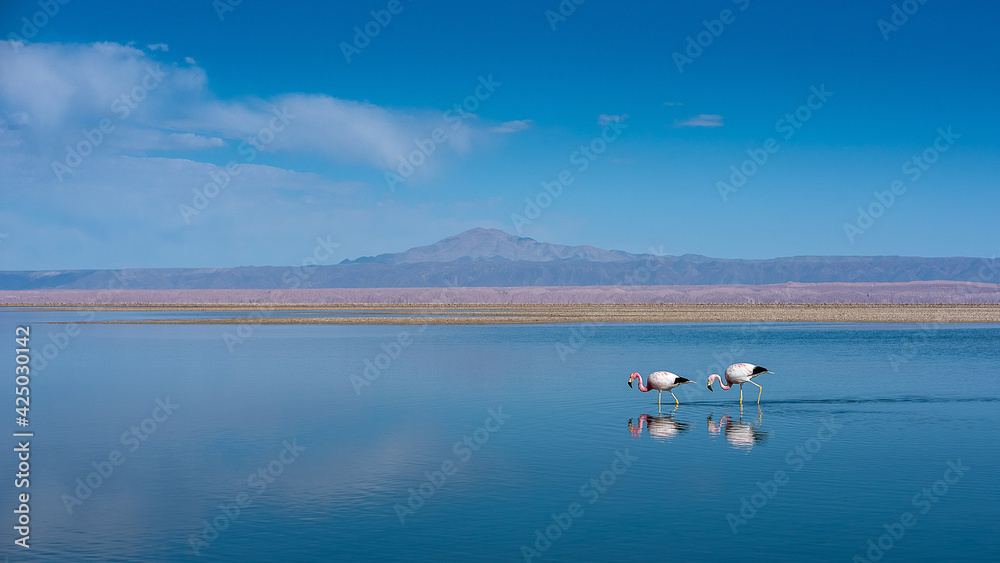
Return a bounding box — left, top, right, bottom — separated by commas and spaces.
116, 130, 225, 151
676, 114, 723, 127
598, 113, 629, 126
663, 101, 684, 106
490, 119, 533, 133
0, 40, 519, 171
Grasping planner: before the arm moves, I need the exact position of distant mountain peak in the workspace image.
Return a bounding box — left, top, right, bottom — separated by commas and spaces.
342, 228, 645, 264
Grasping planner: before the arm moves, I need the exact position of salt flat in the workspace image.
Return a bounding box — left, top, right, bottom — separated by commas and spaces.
2, 280, 998, 305
9, 302, 999, 324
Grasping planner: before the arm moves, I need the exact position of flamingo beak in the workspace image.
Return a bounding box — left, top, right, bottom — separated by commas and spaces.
707, 382, 714, 392
628, 378, 633, 388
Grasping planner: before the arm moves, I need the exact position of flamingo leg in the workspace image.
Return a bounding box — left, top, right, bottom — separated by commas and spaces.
657, 390, 662, 408
669, 390, 680, 406
749, 380, 763, 404
739, 383, 744, 405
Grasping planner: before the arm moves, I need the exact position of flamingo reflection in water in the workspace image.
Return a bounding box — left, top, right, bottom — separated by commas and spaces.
629, 412, 691, 441
707, 410, 768, 451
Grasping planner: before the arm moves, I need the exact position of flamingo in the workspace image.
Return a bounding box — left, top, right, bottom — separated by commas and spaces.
706, 363, 772, 405
628, 371, 694, 408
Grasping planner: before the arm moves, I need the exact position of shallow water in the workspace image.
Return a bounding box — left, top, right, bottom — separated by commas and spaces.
3, 313, 999, 561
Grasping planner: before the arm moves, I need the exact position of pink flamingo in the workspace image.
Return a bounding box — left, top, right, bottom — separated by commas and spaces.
706, 363, 772, 405
628, 371, 694, 408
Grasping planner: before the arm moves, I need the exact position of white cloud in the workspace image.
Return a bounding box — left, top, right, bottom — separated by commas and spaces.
116, 130, 225, 151
173, 94, 480, 169
184, 56, 196, 64
0, 40, 206, 148
490, 119, 533, 133
663, 101, 684, 106
598, 113, 629, 126
676, 114, 723, 127
0, 40, 516, 172
147, 43, 169, 52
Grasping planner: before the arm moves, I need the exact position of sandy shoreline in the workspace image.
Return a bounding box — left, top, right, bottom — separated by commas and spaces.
6, 303, 999, 324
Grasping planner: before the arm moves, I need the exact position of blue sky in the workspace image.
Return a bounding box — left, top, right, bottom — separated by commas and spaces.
0, 0, 997, 269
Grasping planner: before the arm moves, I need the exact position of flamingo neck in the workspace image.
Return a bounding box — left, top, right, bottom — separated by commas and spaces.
709, 374, 732, 390
634, 375, 649, 393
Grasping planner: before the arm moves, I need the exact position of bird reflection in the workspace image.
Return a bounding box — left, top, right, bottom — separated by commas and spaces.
707, 409, 767, 450
628, 412, 691, 441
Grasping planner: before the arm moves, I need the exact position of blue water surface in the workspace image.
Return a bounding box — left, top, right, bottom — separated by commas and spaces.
2, 312, 998, 562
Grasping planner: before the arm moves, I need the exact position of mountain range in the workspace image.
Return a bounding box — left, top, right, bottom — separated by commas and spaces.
1, 228, 998, 290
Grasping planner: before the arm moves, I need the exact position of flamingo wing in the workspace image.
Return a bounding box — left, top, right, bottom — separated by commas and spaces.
724, 363, 751, 384
648, 371, 679, 390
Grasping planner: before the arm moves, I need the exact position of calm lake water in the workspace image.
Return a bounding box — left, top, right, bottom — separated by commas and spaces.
3, 311, 999, 561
